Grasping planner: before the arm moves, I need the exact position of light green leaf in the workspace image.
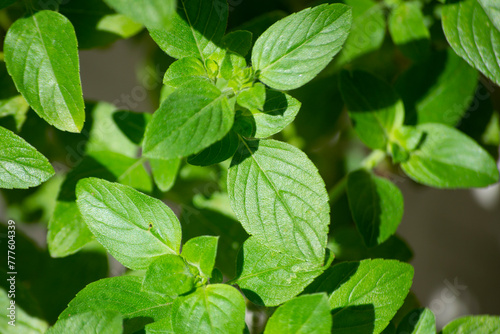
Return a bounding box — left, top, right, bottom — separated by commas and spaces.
478, 0, 500, 32
163, 56, 208, 88
0, 62, 29, 131
0, 125, 54, 189
388, 2, 430, 61
252, 3, 352, 90
237, 83, 266, 111
4, 10, 85, 133
222, 30, 253, 56
146, 316, 174, 334
103, 0, 175, 29
171, 284, 246, 334
401, 123, 499, 188
347, 169, 404, 247
181, 236, 218, 279
143, 79, 234, 160
442, 0, 500, 86
187, 130, 239, 166
142, 254, 196, 297
47, 311, 122, 334
264, 293, 332, 334
96, 13, 143, 37
59, 276, 173, 333
395, 49, 478, 126
228, 139, 330, 263
396, 308, 436, 334
340, 70, 405, 150
149, 0, 227, 61
150, 158, 181, 192
441, 315, 500, 334
76, 178, 182, 269
0, 289, 48, 334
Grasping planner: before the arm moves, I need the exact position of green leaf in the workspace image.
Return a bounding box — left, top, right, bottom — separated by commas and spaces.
113, 110, 151, 145
264, 293, 332, 334
252, 3, 352, 90
171, 284, 246, 334
401, 123, 499, 188
146, 316, 175, 334
47, 311, 122, 334
237, 83, 266, 111
235, 236, 328, 306
181, 236, 218, 279
442, 0, 500, 86
340, 70, 405, 150
0, 289, 48, 334
228, 139, 330, 263
143, 254, 196, 297
143, 79, 234, 160
396, 308, 436, 334
150, 158, 181, 192
347, 169, 404, 247
187, 130, 239, 166
0, 62, 29, 131
149, 0, 227, 61
307, 259, 414, 334
441, 315, 500, 334
76, 178, 182, 269
0, 125, 54, 189
478, 0, 500, 31
59, 275, 173, 333
222, 30, 253, 56
163, 56, 208, 88
395, 49, 478, 126
4, 10, 85, 133
388, 2, 430, 61
103, 0, 175, 30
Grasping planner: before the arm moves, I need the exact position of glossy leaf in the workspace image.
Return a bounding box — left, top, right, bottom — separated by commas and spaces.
76, 178, 182, 269
150, 158, 181, 192
187, 130, 239, 166
181, 236, 218, 279
103, 0, 176, 29
478, 0, 500, 31
4, 10, 85, 132
442, 0, 500, 86
264, 294, 332, 334
0, 126, 54, 189
441, 315, 500, 334
252, 3, 352, 90
401, 123, 499, 188
47, 311, 122, 334
222, 30, 253, 56
396, 308, 436, 334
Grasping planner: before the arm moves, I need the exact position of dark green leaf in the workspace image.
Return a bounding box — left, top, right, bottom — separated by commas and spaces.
181, 236, 218, 279
441, 315, 500, 334
47, 311, 122, 334
103, 0, 175, 29
113, 110, 151, 145
187, 130, 239, 166
150, 158, 181, 192
396, 308, 436, 334
222, 30, 253, 56
143, 254, 196, 297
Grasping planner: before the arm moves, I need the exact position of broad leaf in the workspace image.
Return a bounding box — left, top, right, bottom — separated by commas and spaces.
252, 3, 352, 90
0, 126, 54, 189
228, 139, 330, 263
401, 123, 499, 188
149, 0, 227, 61
150, 158, 181, 192
181, 236, 218, 279
4, 10, 85, 132
103, 0, 175, 29
478, 0, 500, 31
396, 308, 436, 334
187, 130, 239, 166
143, 80, 234, 160
347, 169, 404, 247
222, 30, 253, 56
237, 83, 266, 111
171, 284, 246, 334
143, 254, 196, 297
340, 70, 405, 150
76, 178, 182, 269
442, 0, 500, 86
47, 311, 122, 334
264, 293, 332, 334
441, 315, 500, 334
163, 57, 208, 88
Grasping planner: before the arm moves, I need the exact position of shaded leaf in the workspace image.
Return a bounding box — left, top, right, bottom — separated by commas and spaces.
47, 311, 122, 334
441, 315, 500, 334
104, 0, 175, 29
181, 236, 218, 279
396, 308, 436, 334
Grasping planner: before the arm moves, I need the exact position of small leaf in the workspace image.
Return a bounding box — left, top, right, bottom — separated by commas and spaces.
222, 30, 253, 56
0, 125, 54, 189
252, 3, 352, 90
442, 0, 500, 86
187, 130, 239, 166
143, 79, 234, 160
478, 0, 500, 31
347, 169, 404, 247
401, 123, 499, 188
441, 315, 500, 334
143, 254, 195, 297
340, 70, 405, 150
163, 56, 208, 88
237, 83, 266, 111
150, 158, 181, 192
103, 0, 175, 29
4, 10, 85, 132
171, 284, 246, 334
47, 311, 122, 334
181, 236, 218, 279
264, 294, 332, 334
76, 178, 182, 269
396, 308, 436, 334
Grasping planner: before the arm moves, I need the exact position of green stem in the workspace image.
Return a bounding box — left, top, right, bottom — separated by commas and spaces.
361, 149, 386, 170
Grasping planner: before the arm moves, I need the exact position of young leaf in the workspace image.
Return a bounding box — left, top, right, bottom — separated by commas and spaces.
252, 3, 352, 90
228, 139, 330, 264
171, 284, 246, 334
222, 30, 253, 56
396, 308, 436, 334
237, 83, 266, 111
76, 178, 182, 269
142, 254, 196, 297
478, 0, 500, 31
181, 236, 218, 279
401, 123, 499, 188
150, 158, 181, 192
187, 130, 239, 166
347, 169, 404, 248
143, 80, 234, 160
264, 294, 332, 334
388, 2, 430, 61
149, 0, 227, 61
163, 56, 208, 88
4, 10, 85, 133
340, 70, 405, 150
47, 311, 122, 334
442, 0, 500, 86
441, 315, 500, 334
0, 125, 54, 189
103, 0, 175, 30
